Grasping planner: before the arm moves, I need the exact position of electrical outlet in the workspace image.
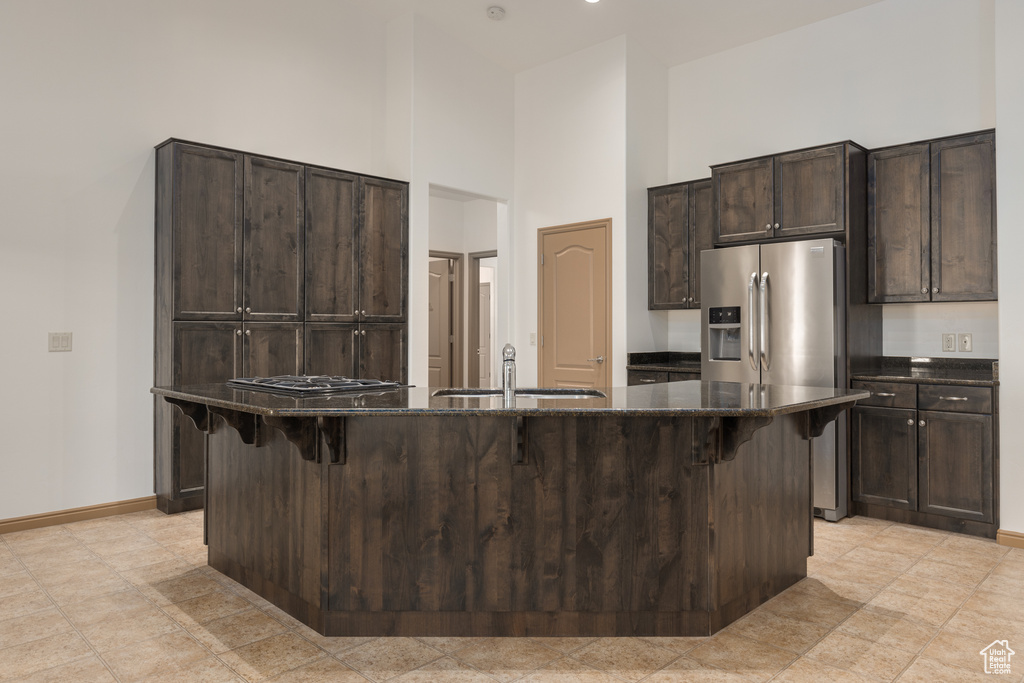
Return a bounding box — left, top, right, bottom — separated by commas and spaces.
48, 332, 72, 352
942, 333, 956, 352
958, 333, 973, 353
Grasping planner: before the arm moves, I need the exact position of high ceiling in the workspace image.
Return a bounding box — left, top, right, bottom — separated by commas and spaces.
357, 0, 885, 73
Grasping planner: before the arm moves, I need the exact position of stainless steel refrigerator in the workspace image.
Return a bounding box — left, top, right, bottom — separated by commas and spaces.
700, 238, 848, 521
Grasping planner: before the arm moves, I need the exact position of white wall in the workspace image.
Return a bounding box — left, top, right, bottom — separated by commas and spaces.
995, 0, 1024, 536
666, 0, 998, 359
514, 37, 629, 386
406, 15, 515, 387
0, 0, 390, 520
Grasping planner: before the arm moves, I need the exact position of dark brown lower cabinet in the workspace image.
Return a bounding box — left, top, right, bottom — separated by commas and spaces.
850, 380, 997, 537
627, 369, 699, 385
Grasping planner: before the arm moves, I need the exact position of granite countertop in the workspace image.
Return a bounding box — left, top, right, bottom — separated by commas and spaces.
626, 351, 701, 373
152, 381, 867, 419
851, 357, 998, 387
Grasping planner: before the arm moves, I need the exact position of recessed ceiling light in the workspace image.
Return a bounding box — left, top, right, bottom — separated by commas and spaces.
585, 0, 600, 3
487, 5, 505, 20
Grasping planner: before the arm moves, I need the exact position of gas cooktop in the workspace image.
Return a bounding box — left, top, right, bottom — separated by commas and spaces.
227, 375, 407, 396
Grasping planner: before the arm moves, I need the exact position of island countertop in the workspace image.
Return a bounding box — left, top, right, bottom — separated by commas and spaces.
152, 380, 869, 418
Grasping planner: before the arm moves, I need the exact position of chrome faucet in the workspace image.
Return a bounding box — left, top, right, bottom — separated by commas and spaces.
502, 343, 516, 403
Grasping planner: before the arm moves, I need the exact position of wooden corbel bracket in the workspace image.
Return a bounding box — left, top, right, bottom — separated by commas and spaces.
208, 407, 261, 446
317, 417, 346, 464
694, 415, 775, 464
263, 416, 319, 462
163, 398, 208, 432
805, 402, 853, 439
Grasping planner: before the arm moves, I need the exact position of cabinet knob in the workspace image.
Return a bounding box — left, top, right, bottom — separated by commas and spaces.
361, 330, 366, 336
919, 420, 925, 427
245, 307, 251, 314
932, 287, 939, 294
245, 329, 251, 336
353, 329, 358, 336
774, 223, 780, 229
361, 310, 366, 316
354, 309, 359, 316
236, 329, 242, 336
688, 297, 694, 303
765, 224, 772, 231
236, 307, 242, 313
907, 418, 914, 425
921, 287, 928, 294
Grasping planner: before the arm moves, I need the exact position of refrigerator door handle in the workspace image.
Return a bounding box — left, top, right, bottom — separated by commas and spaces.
760, 271, 770, 371
748, 272, 759, 371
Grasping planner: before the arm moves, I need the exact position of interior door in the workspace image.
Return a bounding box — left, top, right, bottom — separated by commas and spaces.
478, 282, 492, 387
428, 259, 452, 387
538, 220, 610, 388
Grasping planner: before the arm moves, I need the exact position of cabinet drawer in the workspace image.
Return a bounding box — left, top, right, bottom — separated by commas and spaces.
851, 380, 916, 408
628, 370, 668, 385
669, 371, 700, 382
917, 385, 992, 414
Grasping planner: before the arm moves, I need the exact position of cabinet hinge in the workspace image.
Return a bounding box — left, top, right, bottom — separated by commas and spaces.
448, 274, 455, 282
449, 335, 454, 344
541, 335, 544, 347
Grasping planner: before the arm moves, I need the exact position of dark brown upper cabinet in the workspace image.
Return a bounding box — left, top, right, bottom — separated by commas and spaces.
305, 168, 359, 322
359, 177, 408, 322
647, 178, 712, 310
712, 143, 857, 245
244, 156, 305, 322
868, 130, 996, 303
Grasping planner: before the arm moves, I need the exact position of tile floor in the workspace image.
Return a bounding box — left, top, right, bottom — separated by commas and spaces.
1, 510, 1022, 682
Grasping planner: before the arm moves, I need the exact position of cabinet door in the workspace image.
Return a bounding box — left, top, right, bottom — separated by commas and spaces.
358, 324, 406, 383
868, 143, 931, 302
648, 184, 689, 309
305, 323, 357, 377
244, 156, 304, 321
931, 132, 997, 301
171, 144, 243, 320
851, 406, 917, 510
306, 168, 358, 322
713, 157, 774, 244
172, 322, 240, 493
628, 370, 668, 385
774, 145, 844, 239
689, 179, 713, 308
359, 178, 407, 322
242, 323, 303, 378
918, 410, 993, 522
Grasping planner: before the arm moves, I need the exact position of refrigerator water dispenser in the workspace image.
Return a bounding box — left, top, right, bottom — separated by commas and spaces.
708, 306, 741, 362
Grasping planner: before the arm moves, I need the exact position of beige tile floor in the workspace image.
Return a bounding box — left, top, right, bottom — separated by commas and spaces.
1, 510, 1022, 682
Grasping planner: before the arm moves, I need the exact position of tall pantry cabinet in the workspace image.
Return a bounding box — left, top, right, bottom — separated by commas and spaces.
154, 140, 408, 513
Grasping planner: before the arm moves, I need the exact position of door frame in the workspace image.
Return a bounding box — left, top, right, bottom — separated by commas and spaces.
468, 250, 498, 388
429, 251, 464, 387
537, 219, 613, 386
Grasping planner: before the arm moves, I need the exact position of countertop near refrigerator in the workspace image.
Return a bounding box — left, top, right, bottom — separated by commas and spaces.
851, 357, 998, 387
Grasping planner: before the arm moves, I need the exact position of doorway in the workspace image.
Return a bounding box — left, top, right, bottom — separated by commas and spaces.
538, 219, 612, 387
427, 252, 463, 388
469, 251, 498, 388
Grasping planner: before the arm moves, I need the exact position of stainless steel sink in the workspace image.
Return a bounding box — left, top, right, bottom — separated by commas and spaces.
432, 388, 606, 399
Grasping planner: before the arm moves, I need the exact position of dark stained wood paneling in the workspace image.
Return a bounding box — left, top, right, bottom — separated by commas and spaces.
689, 179, 714, 307
359, 324, 406, 383
713, 157, 773, 244
648, 183, 689, 309
242, 323, 303, 378
867, 143, 930, 302
304, 323, 357, 377
172, 144, 243, 320
244, 156, 304, 321
918, 410, 993, 523
774, 145, 844, 239
305, 168, 358, 322
931, 132, 997, 301
359, 178, 407, 322
851, 406, 917, 510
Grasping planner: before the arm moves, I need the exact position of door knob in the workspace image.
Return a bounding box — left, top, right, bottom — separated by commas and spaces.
587, 356, 604, 363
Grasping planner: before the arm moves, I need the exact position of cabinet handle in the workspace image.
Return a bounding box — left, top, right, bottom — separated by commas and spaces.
361, 330, 366, 336
354, 309, 359, 316
236, 307, 242, 313
939, 396, 968, 401
236, 329, 242, 336
919, 420, 926, 427
353, 329, 358, 336
933, 287, 939, 294
907, 419, 914, 425
921, 287, 928, 294
773, 223, 780, 229
244, 330, 250, 336
638, 378, 657, 383
873, 392, 896, 397
765, 224, 772, 231
361, 310, 367, 316
245, 307, 251, 314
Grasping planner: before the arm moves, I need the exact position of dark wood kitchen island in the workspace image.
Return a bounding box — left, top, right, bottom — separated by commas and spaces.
152, 381, 867, 637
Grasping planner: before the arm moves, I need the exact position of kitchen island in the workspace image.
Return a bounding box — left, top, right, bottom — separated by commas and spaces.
152, 381, 867, 637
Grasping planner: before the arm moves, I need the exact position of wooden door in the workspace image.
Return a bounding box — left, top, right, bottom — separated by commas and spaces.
689, 179, 713, 309
648, 183, 689, 309
305, 167, 358, 322
918, 410, 993, 522
428, 259, 453, 387
304, 323, 357, 377
478, 282, 492, 387
359, 324, 407, 383
868, 143, 931, 303
359, 178, 407, 322
850, 406, 917, 510
171, 322, 240, 494
171, 144, 243, 321
774, 145, 845, 239
712, 157, 773, 244
241, 323, 303, 378
539, 220, 611, 388
931, 132, 997, 301
244, 156, 304, 322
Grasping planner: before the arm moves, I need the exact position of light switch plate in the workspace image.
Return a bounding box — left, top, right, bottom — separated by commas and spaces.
942, 333, 956, 352
48, 332, 72, 352
529, 333, 537, 346
958, 333, 973, 353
